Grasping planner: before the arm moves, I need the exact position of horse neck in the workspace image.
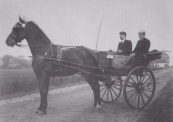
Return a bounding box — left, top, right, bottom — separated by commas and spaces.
25, 23, 52, 57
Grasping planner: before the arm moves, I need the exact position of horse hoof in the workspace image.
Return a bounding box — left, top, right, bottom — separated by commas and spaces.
35, 110, 46, 115
95, 104, 101, 110
95, 102, 101, 110
95, 106, 101, 110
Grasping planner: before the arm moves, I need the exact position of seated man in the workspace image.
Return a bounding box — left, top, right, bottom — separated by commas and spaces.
131, 30, 150, 56
117, 31, 132, 56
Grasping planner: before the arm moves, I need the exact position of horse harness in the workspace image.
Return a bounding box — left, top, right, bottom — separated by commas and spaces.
17, 43, 105, 76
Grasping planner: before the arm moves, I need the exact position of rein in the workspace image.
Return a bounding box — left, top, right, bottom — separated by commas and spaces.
16, 43, 78, 48
16, 43, 78, 57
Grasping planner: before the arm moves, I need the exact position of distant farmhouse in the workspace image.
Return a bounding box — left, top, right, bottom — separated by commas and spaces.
149, 51, 170, 68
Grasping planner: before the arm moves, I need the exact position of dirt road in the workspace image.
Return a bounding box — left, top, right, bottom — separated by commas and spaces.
0, 69, 172, 122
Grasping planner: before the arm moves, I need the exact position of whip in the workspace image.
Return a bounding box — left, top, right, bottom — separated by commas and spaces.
95, 2, 109, 51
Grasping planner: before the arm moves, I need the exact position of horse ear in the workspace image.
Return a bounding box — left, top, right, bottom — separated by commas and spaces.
19, 15, 25, 23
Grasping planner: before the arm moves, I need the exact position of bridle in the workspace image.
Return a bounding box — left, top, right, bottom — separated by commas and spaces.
9, 22, 55, 56
10, 27, 23, 39
10, 22, 26, 44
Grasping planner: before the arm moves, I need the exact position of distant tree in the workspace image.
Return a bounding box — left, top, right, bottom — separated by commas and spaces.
17, 55, 27, 68
1, 55, 12, 68
18, 55, 26, 60
27, 59, 33, 68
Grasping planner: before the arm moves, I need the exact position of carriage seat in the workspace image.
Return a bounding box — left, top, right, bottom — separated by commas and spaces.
112, 55, 134, 69
112, 50, 162, 69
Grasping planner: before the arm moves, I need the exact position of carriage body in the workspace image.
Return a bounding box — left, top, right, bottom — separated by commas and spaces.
95, 50, 162, 76
96, 50, 162, 108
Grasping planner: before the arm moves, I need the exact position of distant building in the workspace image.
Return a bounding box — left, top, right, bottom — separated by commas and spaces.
149, 51, 170, 68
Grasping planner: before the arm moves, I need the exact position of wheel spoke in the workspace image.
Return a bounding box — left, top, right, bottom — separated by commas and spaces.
138, 93, 140, 107
141, 74, 146, 83
140, 92, 145, 105
126, 84, 135, 88
112, 85, 120, 90
126, 88, 136, 93
143, 88, 153, 92
100, 84, 106, 86
127, 82, 133, 84
127, 82, 134, 86
142, 76, 152, 85
130, 76, 137, 83
142, 84, 153, 88
136, 75, 139, 83
102, 88, 107, 99
132, 92, 138, 106
139, 76, 142, 83
100, 86, 106, 92
128, 91, 136, 100
141, 91, 150, 99
107, 88, 109, 101
111, 87, 118, 96
110, 88, 114, 101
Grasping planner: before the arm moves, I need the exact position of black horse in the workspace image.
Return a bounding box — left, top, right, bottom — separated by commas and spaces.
6, 16, 102, 115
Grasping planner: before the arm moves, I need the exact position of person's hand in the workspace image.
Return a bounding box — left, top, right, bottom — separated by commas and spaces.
117, 50, 123, 53
130, 53, 136, 56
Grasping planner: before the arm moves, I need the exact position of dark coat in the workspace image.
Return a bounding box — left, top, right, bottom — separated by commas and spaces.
117, 39, 132, 56
133, 38, 150, 55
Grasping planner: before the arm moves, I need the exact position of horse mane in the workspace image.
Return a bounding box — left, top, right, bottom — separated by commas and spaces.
27, 21, 52, 44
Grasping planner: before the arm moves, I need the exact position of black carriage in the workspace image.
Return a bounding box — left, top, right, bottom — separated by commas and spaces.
95, 50, 162, 109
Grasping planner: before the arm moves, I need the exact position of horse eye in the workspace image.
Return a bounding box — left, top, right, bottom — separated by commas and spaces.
12, 27, 20, 34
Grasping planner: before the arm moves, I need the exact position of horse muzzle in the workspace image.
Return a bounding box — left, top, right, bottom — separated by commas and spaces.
6, 35, 16, 47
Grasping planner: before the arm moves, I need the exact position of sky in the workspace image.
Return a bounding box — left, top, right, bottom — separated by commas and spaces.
0, 0, 173, 65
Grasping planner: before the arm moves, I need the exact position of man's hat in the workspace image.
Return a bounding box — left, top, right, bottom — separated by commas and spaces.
138, 30, 145, 34
119, 31, 126, 35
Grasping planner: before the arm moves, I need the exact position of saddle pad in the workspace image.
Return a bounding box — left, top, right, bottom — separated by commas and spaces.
112, 55, 134, 69
56, 46, 77, 59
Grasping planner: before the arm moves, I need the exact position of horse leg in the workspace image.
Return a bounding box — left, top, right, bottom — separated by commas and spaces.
83, 74, 101, 108
36, 72, 50, 115
91, 77, 101, 109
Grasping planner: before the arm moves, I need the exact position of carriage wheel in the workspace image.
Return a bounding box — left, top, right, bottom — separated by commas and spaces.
99, 75, 122, 103
123, 66, 156, 109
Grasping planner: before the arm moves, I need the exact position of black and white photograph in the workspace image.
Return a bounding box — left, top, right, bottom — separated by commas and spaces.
0, 0, 173, 122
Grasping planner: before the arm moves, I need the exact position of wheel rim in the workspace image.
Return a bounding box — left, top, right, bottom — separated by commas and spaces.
123, 67, 156, 109
100, 76, 122, 103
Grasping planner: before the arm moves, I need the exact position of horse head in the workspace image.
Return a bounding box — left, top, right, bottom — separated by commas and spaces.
6, 16, 27, 47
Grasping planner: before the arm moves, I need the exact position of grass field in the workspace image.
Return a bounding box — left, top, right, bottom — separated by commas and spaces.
0, 67, 165, 98
0, 69, 85, 97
